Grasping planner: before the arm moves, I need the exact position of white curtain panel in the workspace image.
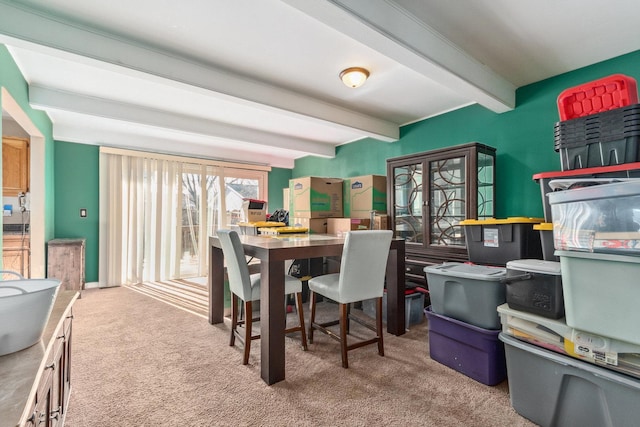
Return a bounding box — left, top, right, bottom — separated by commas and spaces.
99, 149, 268, 287
100, 153, 182, 286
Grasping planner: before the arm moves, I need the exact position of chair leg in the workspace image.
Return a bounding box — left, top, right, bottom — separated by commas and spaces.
376, 296, 384, 357
229, 294, 238, 347
308, 291, 316, 344
295, 292, 308, 350
345, 302, 351, 334
339, 303, 349, 368
243, 300, 253, 365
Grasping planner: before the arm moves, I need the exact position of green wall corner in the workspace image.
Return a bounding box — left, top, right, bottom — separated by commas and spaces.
53, 141, 99, 282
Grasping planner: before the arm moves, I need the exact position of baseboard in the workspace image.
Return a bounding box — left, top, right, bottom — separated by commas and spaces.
84, 281, 100, 289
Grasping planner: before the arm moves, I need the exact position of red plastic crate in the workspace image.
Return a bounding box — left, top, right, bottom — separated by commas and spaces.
557, 74, 638, 121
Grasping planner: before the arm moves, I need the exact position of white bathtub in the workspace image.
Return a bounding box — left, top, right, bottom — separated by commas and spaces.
0, 274, 61, 356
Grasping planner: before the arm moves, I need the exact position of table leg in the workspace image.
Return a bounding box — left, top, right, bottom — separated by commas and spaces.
385, 244, 406, 336
260, 259, 286, 385
209, 245, 225, 325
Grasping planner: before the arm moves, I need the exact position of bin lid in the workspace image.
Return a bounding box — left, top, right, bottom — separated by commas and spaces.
547, 179, 640, 205
506, 259, 561, 275
424, 262, 506, 281
258, 226, 308, 234
533, 222, 553, 231
459, 217, 544, 225
238, 221, 286, 227
547, 178, 632, 192
532, 163, 640, 181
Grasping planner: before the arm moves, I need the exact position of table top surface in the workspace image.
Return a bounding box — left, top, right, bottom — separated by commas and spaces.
210, 233, 404, 250
211, 233, 345, 248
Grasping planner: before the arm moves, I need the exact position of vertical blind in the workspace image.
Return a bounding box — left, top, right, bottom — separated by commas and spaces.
99, 148, 268, 287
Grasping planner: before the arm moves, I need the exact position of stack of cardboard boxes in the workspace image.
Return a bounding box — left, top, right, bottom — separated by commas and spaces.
288, 177, 343, 234
287, 175, 388, 234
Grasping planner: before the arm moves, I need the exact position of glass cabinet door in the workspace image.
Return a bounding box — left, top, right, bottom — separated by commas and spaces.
387, 142, 496, 265
428, 156, 466, 247
477, 150, 495, 219
392, 163, 423, 243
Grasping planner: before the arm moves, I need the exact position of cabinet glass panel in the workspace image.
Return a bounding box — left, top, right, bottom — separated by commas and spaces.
393, 163, 423, 242
477, 151, 495, 218
429, 157, 466, 247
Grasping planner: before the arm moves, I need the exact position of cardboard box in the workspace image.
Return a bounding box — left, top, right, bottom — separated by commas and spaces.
327, 218, 370, 236
374, 214, 388, 230
343, 175, 387, 219
242, 199, 266, 222
282, 188, 290, 213
290, 217, 327, 234
289, 177, 343, 218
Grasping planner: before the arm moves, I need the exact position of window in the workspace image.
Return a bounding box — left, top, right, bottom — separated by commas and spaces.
99, 148, 269, 286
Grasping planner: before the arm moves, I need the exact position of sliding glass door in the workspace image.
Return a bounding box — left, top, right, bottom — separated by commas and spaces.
99, 148, 268, 286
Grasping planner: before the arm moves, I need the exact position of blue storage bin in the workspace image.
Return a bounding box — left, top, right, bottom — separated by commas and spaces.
425, 307, 506, 386
362, 291, 424, 330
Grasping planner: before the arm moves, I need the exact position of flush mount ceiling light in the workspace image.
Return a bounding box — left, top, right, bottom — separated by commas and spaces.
339, 67, 370, 88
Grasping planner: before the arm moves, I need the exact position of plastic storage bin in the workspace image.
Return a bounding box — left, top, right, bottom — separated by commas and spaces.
424, 262, 506, 330
556, 249, 640, 345
362, 290, 424, 330
498, 303, 640, 379
459, 217, 544, 266
557, 136, 640, 171
500, 332, 640, 427
237, 221, 286, 235
557, 74, 638, 121
532, 164, 640, 222
504, 259, 563, 319
548, 179, 640, 253
554, 103, 640, 170
425, 307, 506, 386
534, 222, 558, 261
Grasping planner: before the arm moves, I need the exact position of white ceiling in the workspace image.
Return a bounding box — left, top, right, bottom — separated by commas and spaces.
1, 0, 639, 168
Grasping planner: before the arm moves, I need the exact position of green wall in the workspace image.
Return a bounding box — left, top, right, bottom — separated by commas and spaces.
1, 45, 55, 271
267, 167, 292, 211
53, 141, 100, 282
294, 49, 640, 218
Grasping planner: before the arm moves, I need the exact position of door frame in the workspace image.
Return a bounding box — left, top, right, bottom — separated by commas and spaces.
2, 87, 46, 277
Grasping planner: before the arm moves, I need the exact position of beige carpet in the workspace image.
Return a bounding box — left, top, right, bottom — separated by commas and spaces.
125, 278, 209, 318
64, 287, 535, 427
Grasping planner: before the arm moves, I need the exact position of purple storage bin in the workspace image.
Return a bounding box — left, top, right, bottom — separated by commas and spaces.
424, 306, 506, 386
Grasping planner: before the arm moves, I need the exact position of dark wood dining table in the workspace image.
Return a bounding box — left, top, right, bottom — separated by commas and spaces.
208, 233, 406, 385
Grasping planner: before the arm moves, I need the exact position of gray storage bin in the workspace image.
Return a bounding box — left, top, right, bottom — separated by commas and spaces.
424, 262, 506, 330
504, 259, 564, 319
500, 333, 640, 427
557, 249, 640, 345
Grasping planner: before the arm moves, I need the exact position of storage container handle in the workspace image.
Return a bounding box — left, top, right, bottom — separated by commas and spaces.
0, 270, 25, 280
500, 272, 532, 284
0, 285, 27, 294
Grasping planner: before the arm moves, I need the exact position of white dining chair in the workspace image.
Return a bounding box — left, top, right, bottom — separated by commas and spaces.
217, 229, 307, 365
307, 230, 393, 368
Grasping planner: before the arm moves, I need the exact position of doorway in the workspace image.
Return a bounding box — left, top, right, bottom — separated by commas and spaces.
2, 87, 45, 278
